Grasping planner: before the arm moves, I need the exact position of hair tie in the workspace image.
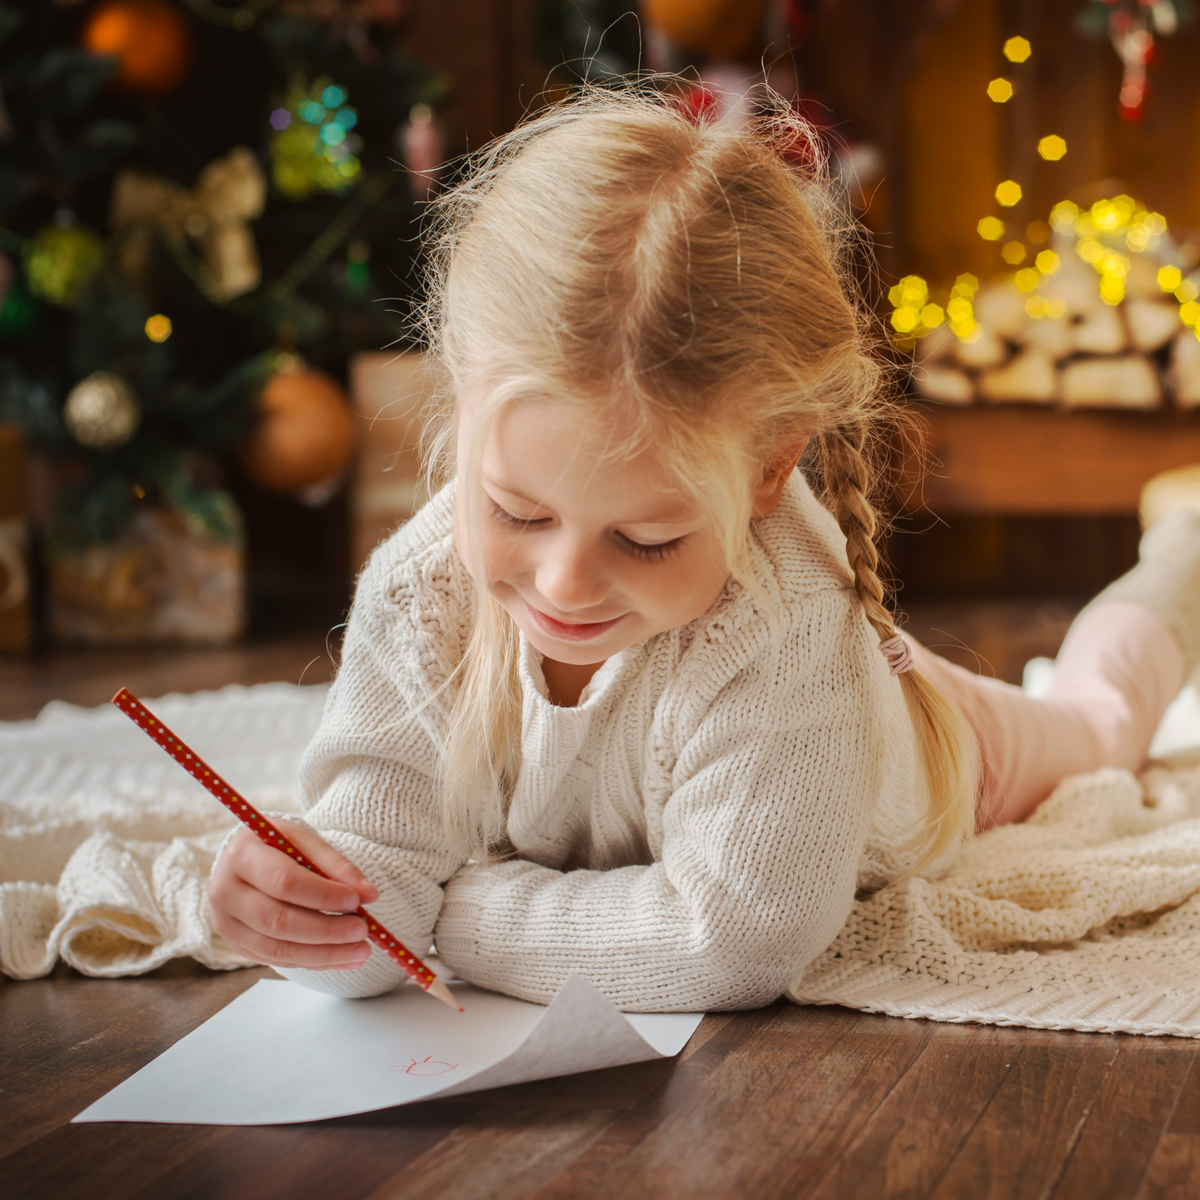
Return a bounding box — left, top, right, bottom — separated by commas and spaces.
878, 633, 914, 676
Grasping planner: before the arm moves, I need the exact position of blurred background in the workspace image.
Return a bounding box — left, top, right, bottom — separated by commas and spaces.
2, 0, 1200, 710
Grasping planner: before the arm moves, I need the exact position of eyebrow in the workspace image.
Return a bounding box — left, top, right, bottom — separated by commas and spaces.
483, 478, 697, 527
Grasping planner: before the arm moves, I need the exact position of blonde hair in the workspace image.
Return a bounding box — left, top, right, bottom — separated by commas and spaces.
416, 82, 979, 869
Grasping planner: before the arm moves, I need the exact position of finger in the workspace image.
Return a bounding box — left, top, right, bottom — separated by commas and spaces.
217, 913, 374, 970
287, 825, 380, 905
230, 828, 370, 913
229, 879, 370, 946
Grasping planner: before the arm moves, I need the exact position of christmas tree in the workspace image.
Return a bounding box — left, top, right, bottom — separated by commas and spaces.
0, 0, 445, 639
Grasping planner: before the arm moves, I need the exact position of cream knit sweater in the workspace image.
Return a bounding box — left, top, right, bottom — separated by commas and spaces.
279, 476, 931, 1012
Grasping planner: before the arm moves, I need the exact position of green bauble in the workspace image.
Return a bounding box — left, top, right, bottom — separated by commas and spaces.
23, 226, 105, 308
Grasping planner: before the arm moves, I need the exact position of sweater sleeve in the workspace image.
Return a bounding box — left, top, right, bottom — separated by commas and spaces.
434, 588, 883, 1012
273, 530, 468, 999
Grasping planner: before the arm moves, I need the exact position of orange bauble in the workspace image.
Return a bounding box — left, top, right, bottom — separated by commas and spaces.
239, 366, 357, 494
83, 0, 192, 96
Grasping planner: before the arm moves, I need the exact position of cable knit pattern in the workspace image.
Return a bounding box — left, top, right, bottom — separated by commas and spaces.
277, 475, 930, 1011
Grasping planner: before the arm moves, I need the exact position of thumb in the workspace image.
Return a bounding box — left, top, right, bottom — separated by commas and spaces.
281, 821, 380, 906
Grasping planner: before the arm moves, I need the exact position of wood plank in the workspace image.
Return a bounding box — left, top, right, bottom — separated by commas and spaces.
0, 963, 273, 1163
1050, 1040, 1197, 1199
1136, 1134, 1200, 1200
898, 407, 1200, 516
805, 1023, 1032, 1200
928, 1036, 1122, 1200
529, 1006, 938, 1200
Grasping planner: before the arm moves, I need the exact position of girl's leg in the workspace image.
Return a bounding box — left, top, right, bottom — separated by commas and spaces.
909, 508, 1200, 826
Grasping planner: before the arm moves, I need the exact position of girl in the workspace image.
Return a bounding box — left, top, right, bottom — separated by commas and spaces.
209, 87, 1200, 1012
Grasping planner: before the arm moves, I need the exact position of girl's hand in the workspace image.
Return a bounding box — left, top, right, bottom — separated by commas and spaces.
209, 823, 380, 971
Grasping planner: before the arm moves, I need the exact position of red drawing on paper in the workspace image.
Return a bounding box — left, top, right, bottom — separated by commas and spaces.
393, 1056, 458, 1076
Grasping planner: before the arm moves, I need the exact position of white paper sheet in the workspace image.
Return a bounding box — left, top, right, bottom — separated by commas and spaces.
73, 973, 704, 1126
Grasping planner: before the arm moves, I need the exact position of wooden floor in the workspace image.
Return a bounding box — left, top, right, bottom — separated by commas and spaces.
7, 600, 1200, 1200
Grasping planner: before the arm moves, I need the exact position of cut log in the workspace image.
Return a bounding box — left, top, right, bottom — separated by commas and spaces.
914, 364, 974, 405
1060, 354, 1161, 409
979, 351, 1058, 403
1127, 300, 1182, 352
1172, 331, 1200, 407
1074, 305, 1128, 355
954, 325, 1007, 369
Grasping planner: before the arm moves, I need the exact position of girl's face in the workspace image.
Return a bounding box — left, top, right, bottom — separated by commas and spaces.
456, 399, 731, 668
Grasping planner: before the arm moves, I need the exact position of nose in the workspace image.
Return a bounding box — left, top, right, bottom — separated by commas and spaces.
534, 536, 609, 614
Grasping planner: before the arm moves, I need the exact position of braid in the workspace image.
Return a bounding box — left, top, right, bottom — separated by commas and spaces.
818, 423, 895, 642
819, 422, 980, 875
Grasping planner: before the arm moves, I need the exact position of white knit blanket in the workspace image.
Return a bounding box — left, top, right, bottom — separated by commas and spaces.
8, 676, 1200, 1039
0, 684, 320, 979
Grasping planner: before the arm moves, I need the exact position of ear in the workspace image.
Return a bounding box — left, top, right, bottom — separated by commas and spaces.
751, 441, 808, 519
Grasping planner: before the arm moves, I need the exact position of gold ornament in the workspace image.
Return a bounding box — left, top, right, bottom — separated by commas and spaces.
110, 147, 266, 300
64, 371, 140, 451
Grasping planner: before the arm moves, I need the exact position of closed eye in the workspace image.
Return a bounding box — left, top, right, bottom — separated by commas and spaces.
616, 532, 684, 562
488, 497, 549, 531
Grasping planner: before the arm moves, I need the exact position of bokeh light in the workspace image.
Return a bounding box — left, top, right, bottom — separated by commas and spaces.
1159, 265, 1183, 292
1035, 250, 1060, 275
977, 216, 1005, 240
995, 180, 1023, 207
1001, 241, 1026, 264
1037, 135, 1067, 161
144, 313, 172, 342
1003, 36, 1032, 62
987, 78, 1013, 103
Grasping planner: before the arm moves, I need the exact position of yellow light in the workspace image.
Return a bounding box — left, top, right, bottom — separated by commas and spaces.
1003, 36, 1032, 62
1001, 241, 1026, 265
1045, 297, 1067, 318
1026, 296, 1046, 318
897, 275, 928, 306
1099, 275, 1125, 305
946, 297, 973, 322
1014, 268, 1040, 291
1182, 301, 1200, 327
1037, 135, 1067, 161
1179, 281, 1200, 303
887, 284, 901, 306
1035, 250, 1060, 275
891, 307, 920, 333
952, 273, 979, 296
920, 303, 945, 328
1158, 265, 1184, 292
144, 314, 172, 342
1050, 200, 1079, 233
977, 216, 1005, 241
987, 78, 1014, 102
995, 180, 1023, 207
1076, 238, 1103, 264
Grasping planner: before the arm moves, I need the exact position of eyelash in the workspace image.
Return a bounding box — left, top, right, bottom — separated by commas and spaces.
487, 499, 684, 562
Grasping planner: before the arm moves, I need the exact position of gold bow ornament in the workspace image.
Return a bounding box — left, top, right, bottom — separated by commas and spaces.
110, 146, 267, 301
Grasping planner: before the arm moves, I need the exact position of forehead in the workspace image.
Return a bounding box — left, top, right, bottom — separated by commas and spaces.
472, 397, 697, 519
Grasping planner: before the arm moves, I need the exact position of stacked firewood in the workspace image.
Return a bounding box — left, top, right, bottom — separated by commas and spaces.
904, 197, 1200, 410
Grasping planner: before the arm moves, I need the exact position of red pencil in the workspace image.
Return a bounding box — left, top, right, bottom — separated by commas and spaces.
111, 687, 462, 1012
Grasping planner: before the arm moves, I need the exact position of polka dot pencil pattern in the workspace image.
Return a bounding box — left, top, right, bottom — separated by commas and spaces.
111, 688, 462, 1012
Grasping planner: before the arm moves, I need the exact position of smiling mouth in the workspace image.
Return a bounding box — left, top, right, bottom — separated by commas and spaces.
524, 601, 627, 642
